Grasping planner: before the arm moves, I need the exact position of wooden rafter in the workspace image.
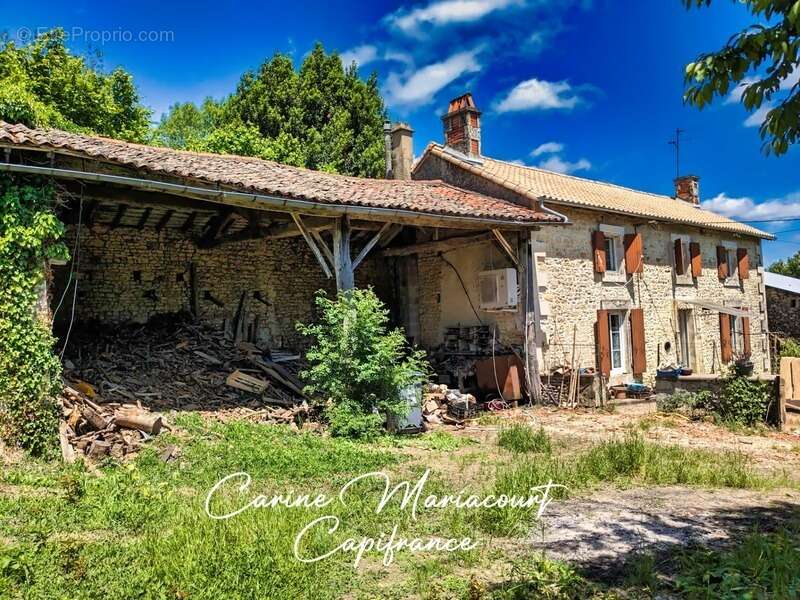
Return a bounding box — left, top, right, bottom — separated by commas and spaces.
382, 232, 492, 257
137, 207, 153, 230
197, 209, 234, 247
353, 222, 392, 270
378, 224, 403, 248
291, 214, 333, 278
110, 204, 128, 229
181, 211, 197, 233
311, 229, 334, 266
491, 229, 519, 267
156, 209, 175, 232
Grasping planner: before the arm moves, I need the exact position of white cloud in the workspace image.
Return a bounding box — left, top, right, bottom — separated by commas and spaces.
538, 155, 591, 174
383, 48, 482, 107
387, 0, 523, 36
531, 141, 564, 156
493, 78, 583, 112
701, 191, 800, 221
340, 45, 379, 67
744, 104, 771, 128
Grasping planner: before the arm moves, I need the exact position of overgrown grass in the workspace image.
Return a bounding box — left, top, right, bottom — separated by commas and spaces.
480, 434, 789, 535
498, 424, 552, 454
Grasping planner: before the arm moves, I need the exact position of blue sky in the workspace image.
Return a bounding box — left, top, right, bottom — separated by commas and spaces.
4, 0, 800, 264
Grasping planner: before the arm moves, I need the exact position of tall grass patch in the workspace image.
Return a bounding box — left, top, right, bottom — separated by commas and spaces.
498, 424, 552, 454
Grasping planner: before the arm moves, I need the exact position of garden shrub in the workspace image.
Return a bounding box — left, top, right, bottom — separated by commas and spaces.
0, 176, 68, 456
780, 338, 800, 359
297, 288, 428, 439
714, 374, 772, 427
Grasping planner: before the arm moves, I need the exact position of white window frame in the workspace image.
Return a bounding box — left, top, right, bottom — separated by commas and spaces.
608, 310, 628, 375
722, 241, 739, 286
671, 233, 693, 285
600, 224, 626, 283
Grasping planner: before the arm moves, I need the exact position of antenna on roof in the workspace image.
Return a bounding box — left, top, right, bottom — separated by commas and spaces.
667, 128, 688, 179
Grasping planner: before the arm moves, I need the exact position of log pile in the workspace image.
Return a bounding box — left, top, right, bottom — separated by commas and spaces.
62, 317, 308, 413
59, 384, 167, 462
422, 384, 478, 426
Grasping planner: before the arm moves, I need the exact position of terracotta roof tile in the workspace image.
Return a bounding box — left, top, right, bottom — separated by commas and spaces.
0, 123, 561, 226
420, 144, 773, 239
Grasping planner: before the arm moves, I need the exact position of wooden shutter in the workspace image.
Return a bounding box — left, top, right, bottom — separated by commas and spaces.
592, 231, 606, 273
742, 316, 751, 358
674, 239, 685, 275
737, 248, 749, 279
624, 233, 643, 274
630, 308, 646, 377
716, 246, 728, 279
690, 242, 702, 277
596, 309, 611, 377
719, 313, 732, 363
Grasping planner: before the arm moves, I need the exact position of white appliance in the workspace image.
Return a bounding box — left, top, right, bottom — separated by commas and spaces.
478, 268, 518, 310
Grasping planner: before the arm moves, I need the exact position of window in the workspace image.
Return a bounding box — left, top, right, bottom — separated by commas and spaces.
609, 312, 626, 373
791, 298, 800, 309
722, 242, 739, 282
672, 234, 692, 282
677, 309, 695, 368
729, 314, 745, 355
600, 224, 626, 280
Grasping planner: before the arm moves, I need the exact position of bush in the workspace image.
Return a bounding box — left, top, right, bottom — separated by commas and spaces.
297, 288, 428, 439
780, 338, 800, 359
0, 177, 68, 456
656, 390, 711, 414
498, 424, 552, 454
715, 375, 772, 427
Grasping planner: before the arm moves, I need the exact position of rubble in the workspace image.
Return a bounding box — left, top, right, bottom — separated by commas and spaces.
421, 383, 478, 426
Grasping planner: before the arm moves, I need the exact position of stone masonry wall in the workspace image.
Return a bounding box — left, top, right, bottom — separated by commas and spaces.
55, 224, 392, 351
767, 286, 800, 338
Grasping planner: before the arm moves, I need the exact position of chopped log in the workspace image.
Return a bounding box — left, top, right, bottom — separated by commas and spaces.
87, 440, 111, 459
113, 407, 164, 435
82, 405, 110, 430
59, 422, 76, 463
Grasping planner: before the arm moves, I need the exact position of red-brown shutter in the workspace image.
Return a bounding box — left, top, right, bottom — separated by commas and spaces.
674, 239, 685, 275
737, 248, 749, 279
624, 233, 643, 274
742, 315, 751, 358
630, 308, 646, 377
596, 309, 611, 377
592, 231, 606, 274
719, 313, 732, 363
690, 242, 702, 277
716, 246, 728, 279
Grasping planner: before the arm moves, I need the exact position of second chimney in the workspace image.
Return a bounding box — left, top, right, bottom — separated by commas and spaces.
674, 175, 700, 205
443, 93, 481, 159
387, 123, 413, 180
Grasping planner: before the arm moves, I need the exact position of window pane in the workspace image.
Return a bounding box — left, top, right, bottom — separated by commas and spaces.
609, 313, 622, 369
604, 238, 614, 272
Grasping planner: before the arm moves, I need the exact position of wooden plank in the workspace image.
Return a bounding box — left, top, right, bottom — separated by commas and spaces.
181, 211, 197, 233
311, 229, 334, 266
333, 216, 354, 291
379, 224, 404, 248
110, 204, 128, 229
490, 229, 519, 267
156, 209, 175, 232
792, 359, 800, 401
136, 207, 153, 230
781, 358, 793, 401
382, 232, 492, 257
353, 222, 392, 269
291, 214, 333, 278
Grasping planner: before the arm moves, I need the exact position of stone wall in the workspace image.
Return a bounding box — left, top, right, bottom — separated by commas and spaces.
54, 224, 392, 351
767, 286, 800, 337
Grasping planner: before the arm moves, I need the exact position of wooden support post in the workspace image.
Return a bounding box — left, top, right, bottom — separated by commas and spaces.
523, 231, 542, 403
353, 222, 392, 270
333, 216, 354, 291
291, 213, 333, 279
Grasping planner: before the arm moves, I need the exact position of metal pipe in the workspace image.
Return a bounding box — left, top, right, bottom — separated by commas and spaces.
0, 161, 566, 230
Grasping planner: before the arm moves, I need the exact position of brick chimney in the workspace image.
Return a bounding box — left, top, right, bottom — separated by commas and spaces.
442, 93, 481, 158
674, 175, 700, 205
385, 122, 413, 180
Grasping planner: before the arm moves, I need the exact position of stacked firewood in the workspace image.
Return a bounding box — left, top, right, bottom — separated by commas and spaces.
59, 384, 167, 462
422, 384, 478, 425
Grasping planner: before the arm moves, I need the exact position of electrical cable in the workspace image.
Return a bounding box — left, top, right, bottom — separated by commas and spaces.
59, 191, 83, 360
439, 252, 483, 325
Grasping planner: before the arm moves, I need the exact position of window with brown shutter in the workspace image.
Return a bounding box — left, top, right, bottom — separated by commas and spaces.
592, 231, 606, 273
690, 242, 702, 277
716, 246, 728, 279
674, 238, 686, 275
623, 233, 643, 274
630, 308, 646, 377
737, 248, 749, 279
596, 309, 611, 377
742, 315, 751, 358
719, 313, 732, 362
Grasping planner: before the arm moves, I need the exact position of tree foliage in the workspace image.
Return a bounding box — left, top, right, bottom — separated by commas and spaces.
296, 289, 428, 439
0, 28, 151, 142
152, 43, 387, 176
0, 176, 68, 456
683, 1, 800, 154
768, 249, 800, 277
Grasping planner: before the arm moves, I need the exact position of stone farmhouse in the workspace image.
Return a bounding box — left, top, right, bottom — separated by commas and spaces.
0, 92, 774, 402
765, 272, 800, 338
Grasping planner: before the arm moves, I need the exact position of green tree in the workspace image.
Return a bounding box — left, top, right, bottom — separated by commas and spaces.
769, 249, 800, 277
154, 43, 387, 176
683, 1, 800, 155
0, 28, 151, 142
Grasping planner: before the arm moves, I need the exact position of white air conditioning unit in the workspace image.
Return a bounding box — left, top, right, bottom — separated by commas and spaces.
478, 268, 518, 310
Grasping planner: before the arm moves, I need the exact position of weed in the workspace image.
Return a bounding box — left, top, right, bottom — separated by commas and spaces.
498, 424, 552, 454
